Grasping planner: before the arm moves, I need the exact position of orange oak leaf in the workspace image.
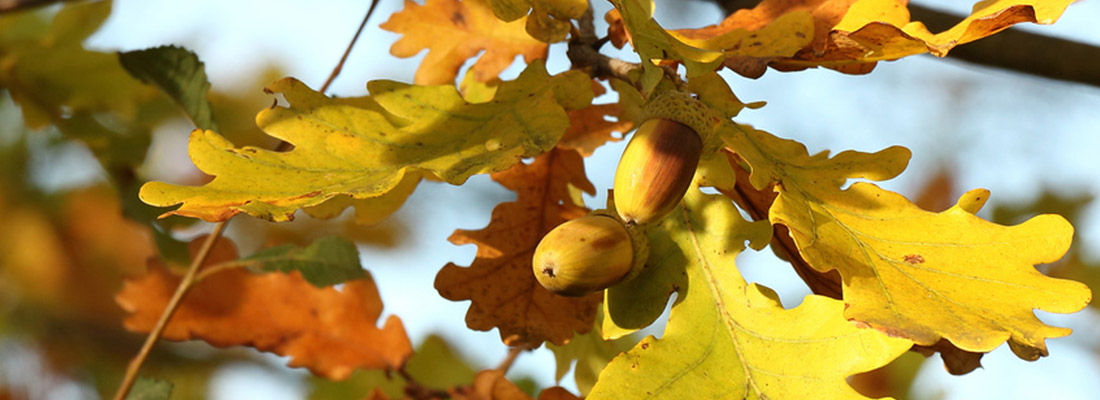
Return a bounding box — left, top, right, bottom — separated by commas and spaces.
435, 148, 601, 346
666, 0, 1074, 77
116, 239, 412, 380
557, 103, 631, 157
381, 0, 548, 85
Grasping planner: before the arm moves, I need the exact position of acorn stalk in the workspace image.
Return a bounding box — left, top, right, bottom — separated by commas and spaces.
533, 214, 634, 297
613, 118, 703, 225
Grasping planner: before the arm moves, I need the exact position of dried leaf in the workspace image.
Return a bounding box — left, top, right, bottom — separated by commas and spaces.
116, 240, 412, 380
593, 189, 912, 399
140, 62, 592, 222
381, 0, 548, 85
436, 149, 601, 346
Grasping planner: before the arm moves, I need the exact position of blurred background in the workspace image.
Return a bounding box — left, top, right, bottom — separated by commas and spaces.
1, 0, 1099, 398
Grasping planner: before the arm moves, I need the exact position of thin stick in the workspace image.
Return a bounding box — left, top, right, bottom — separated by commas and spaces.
113, 1, 386, 394
495, 347, 524, 373
319, 0, 380, 94
275, 0, 380, 152
113, 221, 229, 400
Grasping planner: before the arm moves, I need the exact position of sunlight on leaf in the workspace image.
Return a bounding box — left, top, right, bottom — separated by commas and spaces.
593, 189, 911, 399
139, 61, 592, 222
719, 119, 1091, 360
382, 0, 548, 85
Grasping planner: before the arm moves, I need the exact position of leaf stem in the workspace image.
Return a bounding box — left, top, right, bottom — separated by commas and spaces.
495, 347, 524, 373
113, 221, 229, 400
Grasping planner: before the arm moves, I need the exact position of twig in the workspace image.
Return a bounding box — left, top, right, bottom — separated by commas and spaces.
495, 347, 524, 374
113, 1, 385, 394
274, 0, 380, 152
112, 221, 229, 400
319, 0, 381, 94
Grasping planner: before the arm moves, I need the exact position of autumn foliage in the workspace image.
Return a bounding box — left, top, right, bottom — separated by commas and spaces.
0, 0, 1095, 399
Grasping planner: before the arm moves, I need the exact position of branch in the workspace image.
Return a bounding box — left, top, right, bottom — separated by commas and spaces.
567, 4, 642, 83
112, 222, 230, 400
705, 0, 1100, 88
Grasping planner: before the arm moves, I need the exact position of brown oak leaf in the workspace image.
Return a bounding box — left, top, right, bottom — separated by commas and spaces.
435, 148, 601, 346
116, 238, 412, 380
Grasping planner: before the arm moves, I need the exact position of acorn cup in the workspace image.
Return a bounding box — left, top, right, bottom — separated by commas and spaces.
613, 91, 718, 225
532, 213, 648, 297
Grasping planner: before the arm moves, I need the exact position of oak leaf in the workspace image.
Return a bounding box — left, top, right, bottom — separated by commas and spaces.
116, 240, 412, 380
719, 120, 1092, 360
435, 148, 601, 346
139, 62, 592, 222
556, 102, 631, 157
606, 0, 726, 90
483, 0, 587, 43
593, 189, 912, 399
450, 370, 531, 400
118, 45, 218, 131
381, 0, 548, 85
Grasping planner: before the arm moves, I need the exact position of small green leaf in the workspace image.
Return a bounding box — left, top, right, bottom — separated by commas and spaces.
119, 45, 218, 131
245, 236, 365, 288
126, 377, 173, 400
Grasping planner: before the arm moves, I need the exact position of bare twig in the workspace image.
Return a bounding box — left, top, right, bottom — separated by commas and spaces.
319, 0, 381, 94
113, 221, 229, 400
274, 0, 380, 152
495, 347, 524, 373
113, 1, 385, 394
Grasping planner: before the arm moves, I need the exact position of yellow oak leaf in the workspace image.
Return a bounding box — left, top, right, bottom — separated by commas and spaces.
606, 0, 725, 91
593, 188, 912, 399
139, 62, 592, 222
719, 121, 1092, 360
435, 148, 601, 347
381, 0, 548, 85
116, 238, 412, 380
483, 0, 587, 42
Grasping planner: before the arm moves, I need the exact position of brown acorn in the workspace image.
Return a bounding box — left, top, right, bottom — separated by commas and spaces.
613, 118, 703, 225
532, 214, 634, 297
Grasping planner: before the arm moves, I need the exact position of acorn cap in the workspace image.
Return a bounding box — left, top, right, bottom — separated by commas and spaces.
642, 90, 723, 155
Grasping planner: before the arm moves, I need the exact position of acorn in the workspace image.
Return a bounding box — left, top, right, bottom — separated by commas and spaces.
614, 91, 720, 225
532, 213, 647, 297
